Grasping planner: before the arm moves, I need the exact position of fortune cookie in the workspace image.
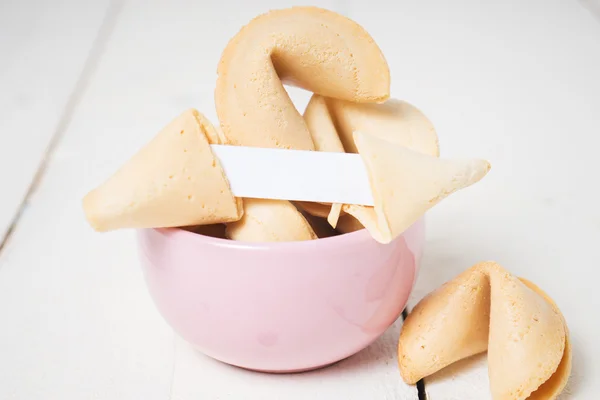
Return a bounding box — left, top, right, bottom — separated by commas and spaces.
350, 132, 490, 243
225, 199, 317, 242
293, 201, 343, 219
302, 95, 440, 228
216, 6, 390, 150
398, 262, 571, 400
304, 95, 439, 156
215, 6, 391, 242
82, 109, 243, 231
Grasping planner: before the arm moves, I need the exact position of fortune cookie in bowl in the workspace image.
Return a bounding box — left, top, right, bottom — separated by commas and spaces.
304, 95, 439, 157
215, 6, 390, 150
398, 262, 571, 400
348, 132, 490, 243
214, 6, 391, 242
225, 199, 317, 242
302, 95, 441, 228
82, 109, 243, 232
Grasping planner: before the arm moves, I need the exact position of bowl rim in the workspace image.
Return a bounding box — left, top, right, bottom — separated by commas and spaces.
145, 218, 422, 252
151, 226, 373, 251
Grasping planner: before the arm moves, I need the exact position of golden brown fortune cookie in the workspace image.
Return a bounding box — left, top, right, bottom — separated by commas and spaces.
215, 6, 390, 150
301, 95, 439, 229
398, 262, 571, 400
215, 6, 390, 242
350, 132, 489, 243
225, 199, 317, 242
82, 109, 243, 231
305, 95, 439, 156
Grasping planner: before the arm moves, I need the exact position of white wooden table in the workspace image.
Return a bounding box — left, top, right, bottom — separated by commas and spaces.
1, 0, 599, 398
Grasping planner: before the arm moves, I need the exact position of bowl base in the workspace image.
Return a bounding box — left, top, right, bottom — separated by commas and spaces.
201, 349, 347, 374
235, 360, 342, 374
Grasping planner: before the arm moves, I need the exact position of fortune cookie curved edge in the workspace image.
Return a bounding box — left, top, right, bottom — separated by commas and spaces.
82, 109, 243, 232
518, 278, 572, 400
305, 95, 440, 157
215, 6, 390, 150
352, 131, 490, 244
398, 261, 571, 400
214, 6, 391, 242
302, 95, 442, 232
226, 199, 318, 242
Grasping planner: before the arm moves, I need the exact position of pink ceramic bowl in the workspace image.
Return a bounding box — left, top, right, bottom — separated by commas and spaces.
136, 219, 424, 372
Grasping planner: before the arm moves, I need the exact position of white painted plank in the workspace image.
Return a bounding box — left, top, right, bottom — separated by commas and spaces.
172, 320, 408, 400
343, 0, 600, 398
0, 0, 112, 239
0, 1, 419, 399
0, 3, 175, 399
0, 158, 175, 399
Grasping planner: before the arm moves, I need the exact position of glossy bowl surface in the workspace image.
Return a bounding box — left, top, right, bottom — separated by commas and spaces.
137, 219, 424, 372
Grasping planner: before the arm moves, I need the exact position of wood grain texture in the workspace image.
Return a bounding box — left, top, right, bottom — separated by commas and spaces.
0, 0, 112, 241
0, 3, 174, 399
171, 320, 410, 400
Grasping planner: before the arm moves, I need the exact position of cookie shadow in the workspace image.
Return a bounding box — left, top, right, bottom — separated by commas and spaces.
556, 338, 584, 399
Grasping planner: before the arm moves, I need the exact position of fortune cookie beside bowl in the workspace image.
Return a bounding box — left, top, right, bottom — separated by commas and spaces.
398, 262, 571, 400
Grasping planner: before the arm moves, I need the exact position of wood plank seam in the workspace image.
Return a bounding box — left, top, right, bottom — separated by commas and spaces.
0, 0, 125, 257
417, 379, 427, 400
403, 308, 428, 399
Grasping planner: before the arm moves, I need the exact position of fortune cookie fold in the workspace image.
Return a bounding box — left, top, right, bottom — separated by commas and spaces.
301, 95, 441, 230
398, 262, 571, 400
304, 95, 439, 156
82, 109, 243, 231
350, 132, 490, 243
215, 6, 390, 150
302, 94, 346, 153
225, 199, 317, 242
215, 6, 391, 242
